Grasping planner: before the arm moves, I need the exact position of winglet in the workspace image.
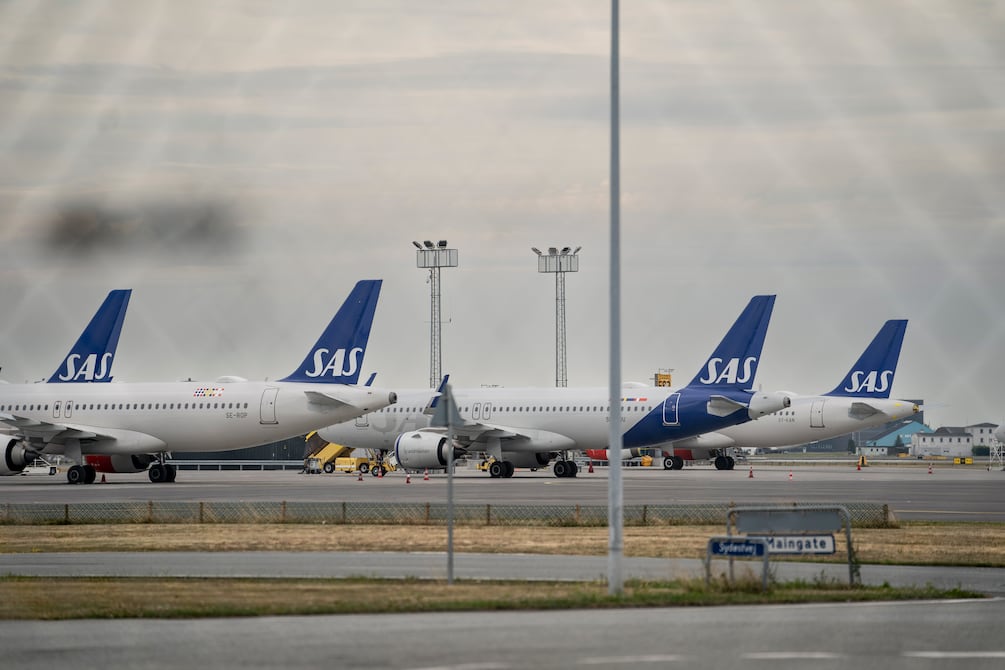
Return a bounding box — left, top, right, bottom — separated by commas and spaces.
48, 289, 132, 383
686, 295, 775, 391
279, 280, 382, 385
825, 320, 907, 398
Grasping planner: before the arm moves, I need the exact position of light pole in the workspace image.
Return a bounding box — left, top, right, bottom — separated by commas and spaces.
413, 240, 458, 388
532, 246, 581, 387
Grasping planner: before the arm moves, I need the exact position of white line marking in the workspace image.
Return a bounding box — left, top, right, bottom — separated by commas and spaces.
904, 651, 1005, 659
578, 655, 685, 664
742, 652, 843, 660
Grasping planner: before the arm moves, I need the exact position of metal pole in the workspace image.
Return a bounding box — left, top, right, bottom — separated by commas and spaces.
556, 271, 567, 387
607, 0, 623, 596
446, 383, 454, 585
430, 266, 441, 389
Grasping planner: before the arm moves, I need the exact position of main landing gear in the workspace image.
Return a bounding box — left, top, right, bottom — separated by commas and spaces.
67, 464, 96, 485
713, 455, 736, 471
552, 459, 578, 478
148, 454, 177, 483
663, 456, 684, 470
488, 460, 515, 478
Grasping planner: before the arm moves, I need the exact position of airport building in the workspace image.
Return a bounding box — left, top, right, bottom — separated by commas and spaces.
911, 427, 974, 459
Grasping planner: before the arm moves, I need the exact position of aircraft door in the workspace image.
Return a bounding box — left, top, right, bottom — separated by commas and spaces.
472, 402, 482, 420
810, 399, 825, 428
662, 392, 681, 426
53, 401, 61, 419
260, 388, 279, 425
65, 401, 73, 419
483, 403, 492, 420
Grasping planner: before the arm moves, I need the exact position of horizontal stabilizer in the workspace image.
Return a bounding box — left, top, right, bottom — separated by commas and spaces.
706, 395, 747, 417
304, 390, 350, 407
849, 401, 882, 420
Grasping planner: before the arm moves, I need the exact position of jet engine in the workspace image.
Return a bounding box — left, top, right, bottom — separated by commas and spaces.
84, 454, 158, 474
747, 390, 792, 419
1, 439, 34, 476
394, 431, 465, 469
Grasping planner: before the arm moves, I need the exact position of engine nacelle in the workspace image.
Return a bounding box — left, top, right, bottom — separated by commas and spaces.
84, 454, 158, 474
747, 390, 792, 419
394, 431, 465, 469
1, 439, 34, 476
503, 452, 554, 469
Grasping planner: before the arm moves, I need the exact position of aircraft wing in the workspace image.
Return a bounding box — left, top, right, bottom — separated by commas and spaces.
417, 421, 576, 452
1, 411, 113, 448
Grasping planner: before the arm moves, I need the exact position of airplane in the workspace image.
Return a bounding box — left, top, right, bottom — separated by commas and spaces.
0, 280, 397, 484
315, 295, 791, 478
585, 319, 919, 469
47, 289, 132, 383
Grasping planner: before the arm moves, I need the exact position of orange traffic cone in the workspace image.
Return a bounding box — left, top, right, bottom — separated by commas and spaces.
788, 470, 793, 481
928, 463, 933, 475
748, 466, 754, 479
857, 461, 861, 471
100, 474, 107, 483
423, 469, 429, 481
378, 467, 384, 479
588, 461, 594, 473
405, 473, 411, 484
357, 471, 363, 481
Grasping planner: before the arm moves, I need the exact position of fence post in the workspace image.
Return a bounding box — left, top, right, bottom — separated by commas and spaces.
64, 504, 70, 525
642, 504, 648, 525
486, 504, 492, 526
199, 501, 204, 524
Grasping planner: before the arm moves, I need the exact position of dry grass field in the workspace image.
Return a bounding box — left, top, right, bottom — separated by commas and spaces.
3, 521, 1003, 566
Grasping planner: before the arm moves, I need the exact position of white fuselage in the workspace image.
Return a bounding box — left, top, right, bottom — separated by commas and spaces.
713, 394, 919, 450
0, 380, 394, 457
317, 383, 776, 454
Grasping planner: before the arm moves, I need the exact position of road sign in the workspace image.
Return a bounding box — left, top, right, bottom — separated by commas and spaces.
751, 534, 836, 555
708, 538, 767, 557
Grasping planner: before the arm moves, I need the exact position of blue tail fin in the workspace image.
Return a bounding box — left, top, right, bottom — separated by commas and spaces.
279, 280, 382, 385
48, 289, 131, 383
686, 295, 776, 390
824, 320, 907, 398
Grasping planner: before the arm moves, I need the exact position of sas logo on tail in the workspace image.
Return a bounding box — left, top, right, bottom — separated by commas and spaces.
844, 370, 894, 394
304, 347, 363, 378
57, 353, 113, 382
698, 357, 757, 385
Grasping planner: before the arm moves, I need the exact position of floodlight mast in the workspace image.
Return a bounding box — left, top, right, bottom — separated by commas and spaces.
413, 240, 458, 388
533, 246, 580, 387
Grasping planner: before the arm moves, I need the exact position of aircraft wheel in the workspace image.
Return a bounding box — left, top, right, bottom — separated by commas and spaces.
166, 464, 177, 482
148, 464, 166, 483
726, 456, 736, 470
489, 461, 505, 478
568, 461, 578, 478
672, 456, 685, 470
66, 465, 86, 485
663, 457, 674, 470
714, 456, 728, 470
503, 461, 515, 478
83, 465, 97, 484
553, 460, 568, 478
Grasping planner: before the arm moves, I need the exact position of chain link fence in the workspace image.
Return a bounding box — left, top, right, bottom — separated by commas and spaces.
0, 501, 896, 527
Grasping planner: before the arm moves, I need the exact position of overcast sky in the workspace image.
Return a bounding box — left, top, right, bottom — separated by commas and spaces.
1, 1, 1003, 429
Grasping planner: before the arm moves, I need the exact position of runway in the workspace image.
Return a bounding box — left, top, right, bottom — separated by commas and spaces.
4, 464, 1003, 522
